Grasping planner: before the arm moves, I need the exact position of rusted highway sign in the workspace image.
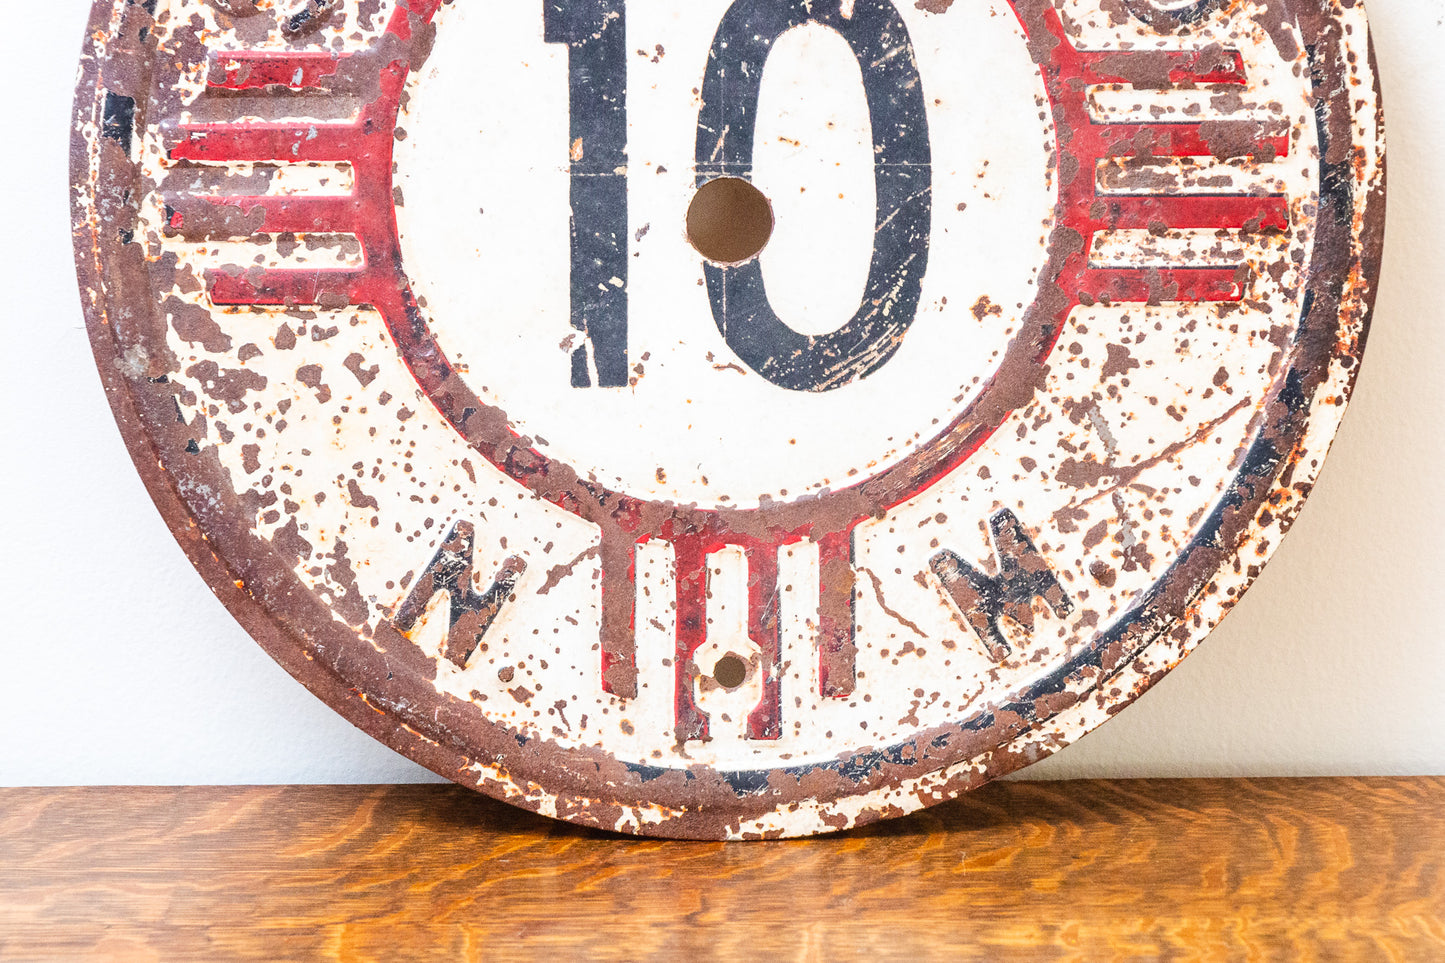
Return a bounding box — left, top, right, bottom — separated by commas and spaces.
72, 0, 1384, 839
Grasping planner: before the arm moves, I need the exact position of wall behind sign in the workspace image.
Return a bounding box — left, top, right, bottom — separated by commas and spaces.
1, 1, 1439, 786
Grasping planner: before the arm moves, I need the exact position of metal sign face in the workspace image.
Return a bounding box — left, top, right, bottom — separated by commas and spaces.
72, 0, 1384, 839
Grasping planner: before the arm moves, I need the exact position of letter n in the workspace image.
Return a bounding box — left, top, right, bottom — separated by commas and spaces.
392, 521, 527, 669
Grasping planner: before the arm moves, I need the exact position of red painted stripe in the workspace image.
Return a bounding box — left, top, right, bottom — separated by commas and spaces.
206, 268, 365, 306
1079, 49, 1248, 87
1080, 195, 1290, 232
1079, 268, 1245, 304
671, 534, 710, 744
170, 124, 364, 163
1079, 125, 1290, 161
745, 543, 782, 742
208, 52, 345, 91
194, 195, 361, 235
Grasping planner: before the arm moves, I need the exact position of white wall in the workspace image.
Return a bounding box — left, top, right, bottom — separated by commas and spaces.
1, 1, 1439, 787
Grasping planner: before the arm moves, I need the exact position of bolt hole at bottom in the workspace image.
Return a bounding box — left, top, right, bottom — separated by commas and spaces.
712, 654, 748, 689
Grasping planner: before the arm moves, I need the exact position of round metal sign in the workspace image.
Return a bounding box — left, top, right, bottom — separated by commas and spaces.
72, 0, 1384, 838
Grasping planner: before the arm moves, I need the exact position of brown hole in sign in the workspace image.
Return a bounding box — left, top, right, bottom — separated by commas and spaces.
712, 654, 748, 690
686, 177, 774, 264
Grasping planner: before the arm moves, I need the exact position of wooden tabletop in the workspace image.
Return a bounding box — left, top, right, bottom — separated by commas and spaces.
2, 778, 1442, 961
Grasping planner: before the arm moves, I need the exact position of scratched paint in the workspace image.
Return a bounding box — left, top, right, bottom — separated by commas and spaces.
71, 0, 1384, 839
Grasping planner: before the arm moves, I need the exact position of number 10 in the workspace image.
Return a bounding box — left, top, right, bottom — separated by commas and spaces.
544, 0, 933, 393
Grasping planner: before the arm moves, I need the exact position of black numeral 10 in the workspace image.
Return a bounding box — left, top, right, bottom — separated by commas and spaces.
545, 0, 932, 393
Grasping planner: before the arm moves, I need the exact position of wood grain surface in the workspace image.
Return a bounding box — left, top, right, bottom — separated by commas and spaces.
1, 779, 1442, 961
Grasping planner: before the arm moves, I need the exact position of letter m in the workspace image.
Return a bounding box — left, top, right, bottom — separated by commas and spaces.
929, 510, 1073, 663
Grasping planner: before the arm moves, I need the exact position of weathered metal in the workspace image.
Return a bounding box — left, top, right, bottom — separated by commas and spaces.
71, 0, 1385, 839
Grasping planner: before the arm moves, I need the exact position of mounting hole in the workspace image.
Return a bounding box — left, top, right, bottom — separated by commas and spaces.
712, 654, 748, 690
686, 177, 775, 265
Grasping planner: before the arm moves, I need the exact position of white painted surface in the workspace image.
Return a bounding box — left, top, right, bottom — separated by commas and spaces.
1, 0, 1440, 787
396, 0, 1053, 509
